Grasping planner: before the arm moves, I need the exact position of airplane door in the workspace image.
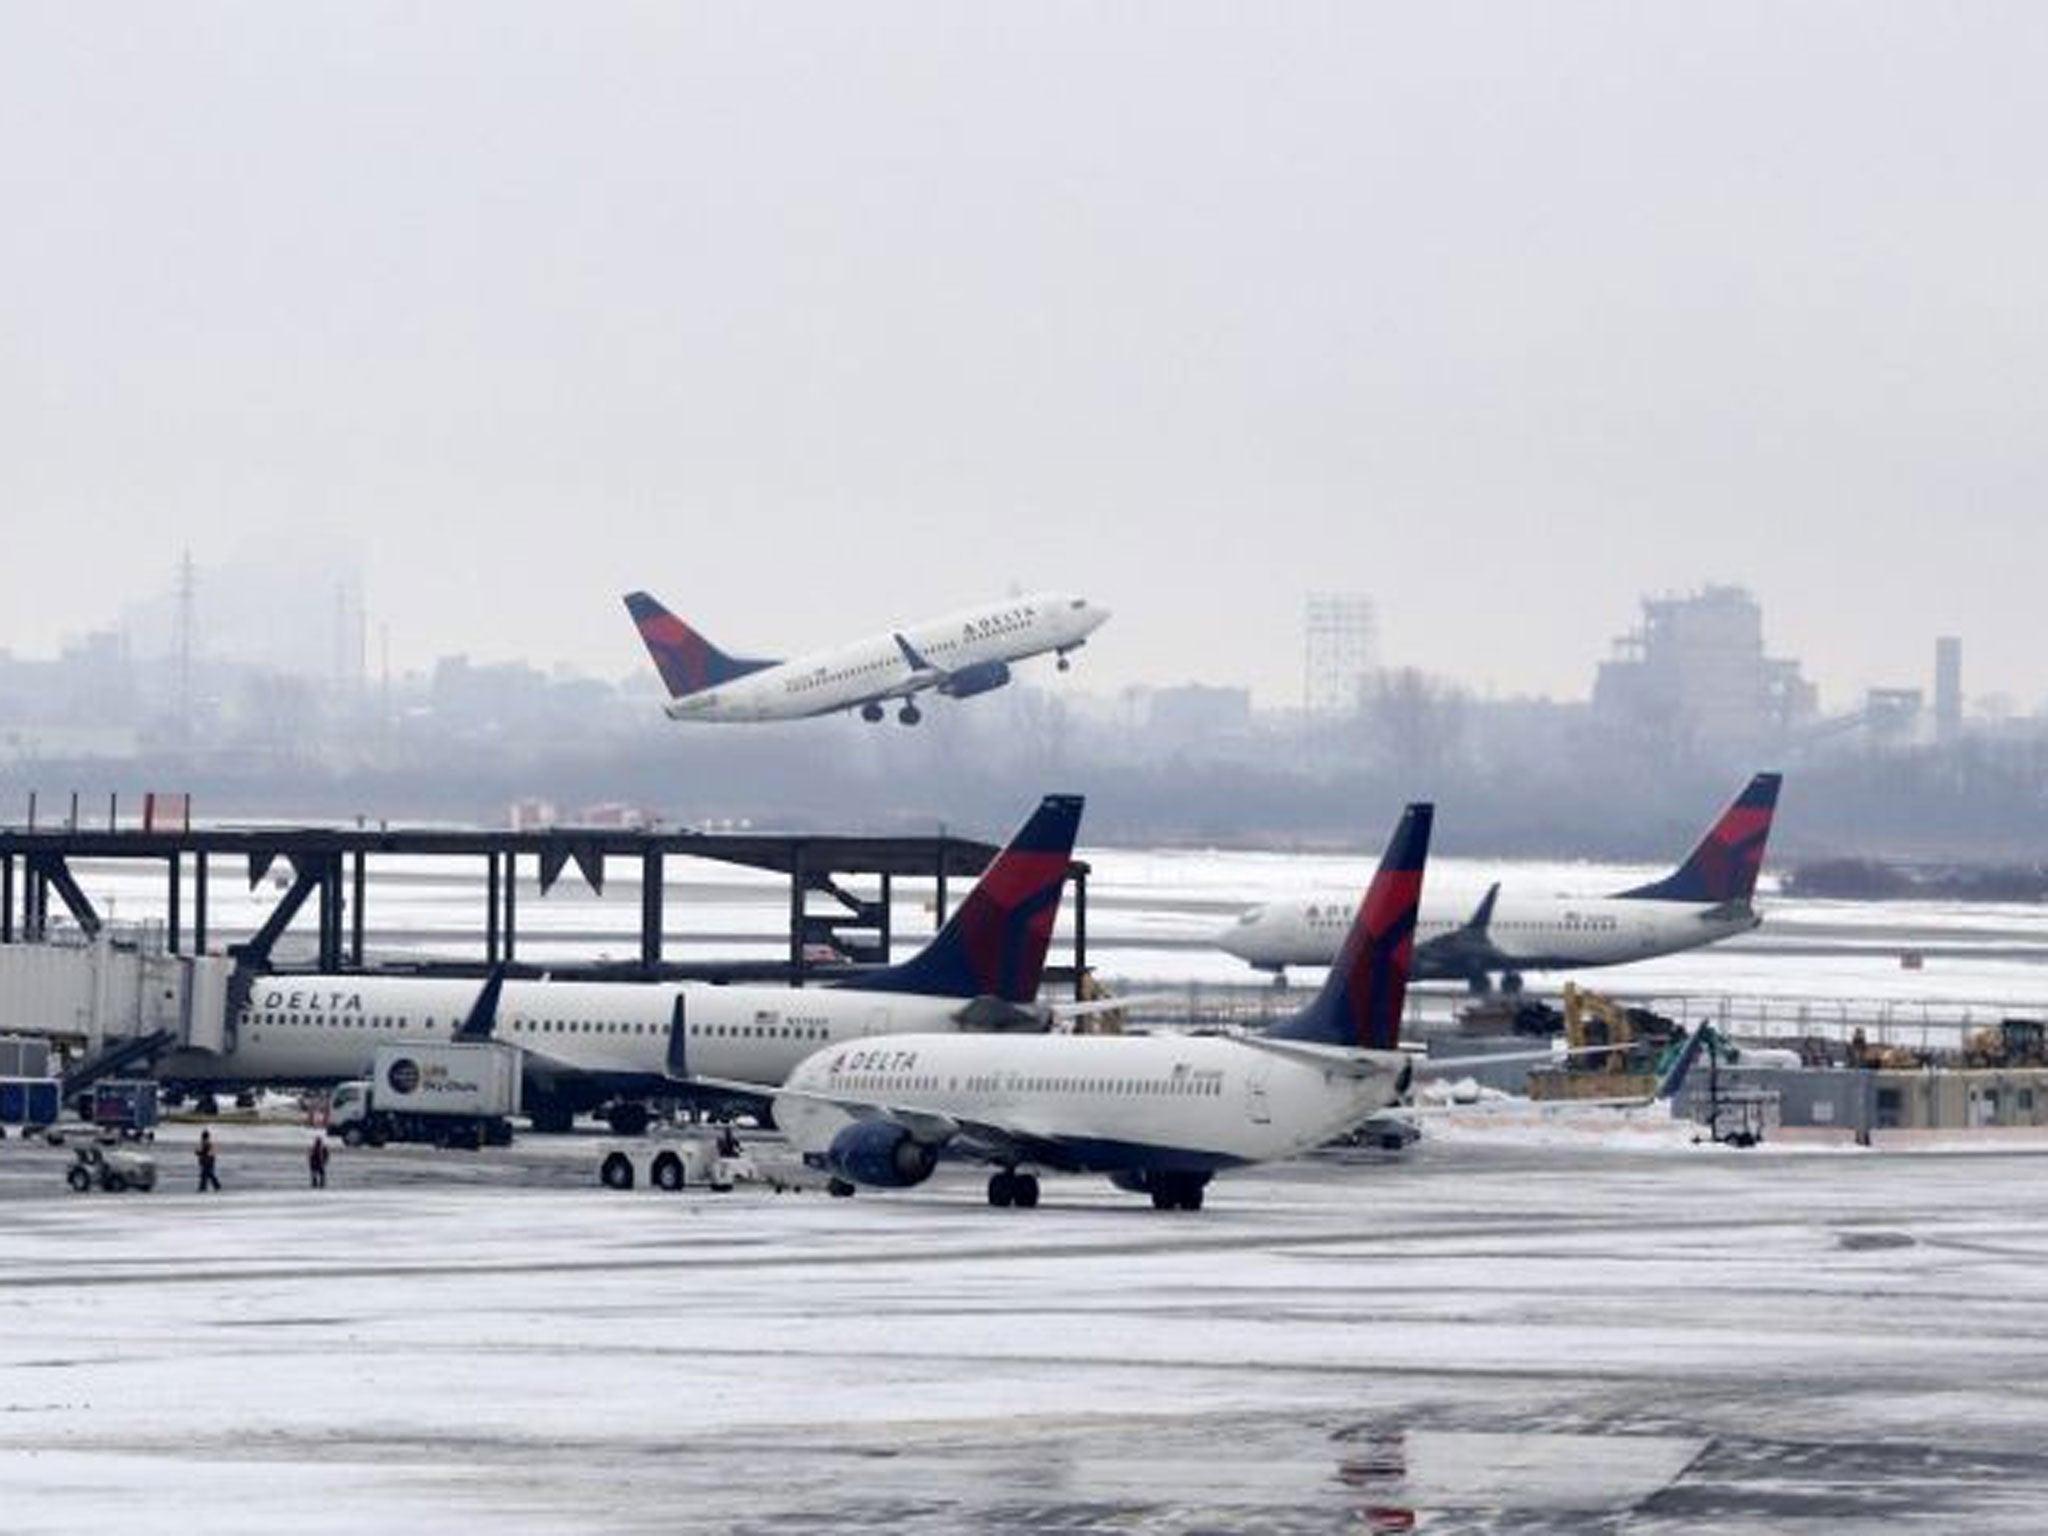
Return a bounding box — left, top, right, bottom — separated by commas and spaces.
1245, 1060, 1273, 1125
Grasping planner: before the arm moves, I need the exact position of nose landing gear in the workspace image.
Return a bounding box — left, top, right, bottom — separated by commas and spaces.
861, 701, 884, 723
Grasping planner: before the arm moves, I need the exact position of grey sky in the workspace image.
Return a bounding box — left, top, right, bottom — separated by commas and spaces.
4, 4, 2045, 711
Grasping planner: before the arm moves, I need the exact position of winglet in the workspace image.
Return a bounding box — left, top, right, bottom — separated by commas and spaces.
1463, 882, 1500, 934
454, 969, 506, 1042
1617, 773, 1783, 903
1266, 803, 1432, 1052
894, 631, 935, 672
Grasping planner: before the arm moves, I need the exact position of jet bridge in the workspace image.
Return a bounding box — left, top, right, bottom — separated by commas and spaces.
0, 817, 1091, 992
0, 929, 237, 1069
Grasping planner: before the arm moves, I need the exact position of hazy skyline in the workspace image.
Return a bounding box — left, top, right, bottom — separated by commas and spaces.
5, 5, 2046, 712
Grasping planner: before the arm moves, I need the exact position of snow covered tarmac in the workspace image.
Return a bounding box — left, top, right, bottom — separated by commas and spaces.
5, 1127, 2048, 1532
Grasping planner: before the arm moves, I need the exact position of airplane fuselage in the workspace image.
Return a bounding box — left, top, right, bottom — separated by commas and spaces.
777, 1031, 1406, 1177
665, 594, 1106, 721
1219, 891, 1760, 978
157, 976, 969, 1092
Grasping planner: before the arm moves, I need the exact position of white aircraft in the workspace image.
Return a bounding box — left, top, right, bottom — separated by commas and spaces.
624, 590, 1110, 724
157, 795, 1087, 1133
699, 803, 1437, 1211
1217, 773, 1783, 993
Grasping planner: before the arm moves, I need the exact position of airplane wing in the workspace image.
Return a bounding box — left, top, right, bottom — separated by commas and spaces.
679, 1073, 1075, 1171
1232, 1033, 1403, 1079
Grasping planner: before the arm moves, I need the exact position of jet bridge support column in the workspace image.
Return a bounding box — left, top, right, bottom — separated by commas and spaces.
319, 854, 345, 972
486, 853, 501, 964
350, 850, 365, 966
195, 853, 209, 956
167, 852, 182, 955
639, 849, 663, 975
788, 844, 807, 987
1, 854, 12, 943
878, 871, 893, 962
502, 852, 517, 966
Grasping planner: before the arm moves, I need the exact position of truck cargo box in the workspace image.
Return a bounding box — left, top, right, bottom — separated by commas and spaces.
369, 1041, 523, 1120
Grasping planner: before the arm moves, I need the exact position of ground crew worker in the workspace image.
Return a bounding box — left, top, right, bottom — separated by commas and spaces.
196, 1129, 221, 1192
308, 1134, 330, 1189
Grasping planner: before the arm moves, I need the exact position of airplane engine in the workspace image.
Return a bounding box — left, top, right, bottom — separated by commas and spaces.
940, 660, 1011, 698
827, 1122, 938, 1188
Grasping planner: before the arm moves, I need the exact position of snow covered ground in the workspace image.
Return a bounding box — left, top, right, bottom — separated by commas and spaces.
6, 1123, 2048, 1532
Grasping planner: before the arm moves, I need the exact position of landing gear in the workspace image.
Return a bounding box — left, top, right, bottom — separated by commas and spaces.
1056, 652, 1071, 672
1501, 971, 1525, 995
860, 701, 884, 723
1147, 1172, 1208, 1211
603, 1102, 651, 1137
529, 1100, 576, 1135
987, 1169, 1040, 1208
827, 1177, 857, 1198
898, 702, 922, 725
1466, 975, 1491, 997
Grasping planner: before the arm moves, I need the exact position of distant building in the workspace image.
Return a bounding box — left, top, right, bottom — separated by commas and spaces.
1593, 585, 1816, 749
1302, 593, 1376, 716
1935, 636, 1963, 743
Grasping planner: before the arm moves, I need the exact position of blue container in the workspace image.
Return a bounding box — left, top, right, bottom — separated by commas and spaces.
0, 1078, 60, 1126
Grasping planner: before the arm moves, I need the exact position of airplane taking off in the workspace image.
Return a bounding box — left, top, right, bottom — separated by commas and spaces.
624, 590, 1110, 724
705, 803, 1438, 1211
1217, 773, 1783, 993
156, 796, 1086, 1133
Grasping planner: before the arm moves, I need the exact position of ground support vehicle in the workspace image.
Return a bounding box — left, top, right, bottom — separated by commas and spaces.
65, 1141, 157, 1193
329, 1042, 524, 1149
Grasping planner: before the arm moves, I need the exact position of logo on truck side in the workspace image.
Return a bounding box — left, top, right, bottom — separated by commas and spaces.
386, 1058, 421, 1094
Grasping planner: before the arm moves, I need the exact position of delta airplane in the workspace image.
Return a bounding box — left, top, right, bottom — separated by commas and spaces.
624, 590, 1110, 724
1218, 773, 1783, 993
157, 795, 1085, 1133
694, 803, 1436, 1211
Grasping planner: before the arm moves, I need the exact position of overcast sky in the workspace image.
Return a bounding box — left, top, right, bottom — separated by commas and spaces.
3, 4, 2045, 711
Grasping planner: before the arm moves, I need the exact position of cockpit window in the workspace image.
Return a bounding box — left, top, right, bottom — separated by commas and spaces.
1070, 598, 1088, 609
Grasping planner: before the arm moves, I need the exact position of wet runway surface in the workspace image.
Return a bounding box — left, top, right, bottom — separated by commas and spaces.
5, 1125, 2048, 1532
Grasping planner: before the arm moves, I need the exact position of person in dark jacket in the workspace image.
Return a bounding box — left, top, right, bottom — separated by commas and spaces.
196, 1129, 221, 1192
308, 1135, 330, 1189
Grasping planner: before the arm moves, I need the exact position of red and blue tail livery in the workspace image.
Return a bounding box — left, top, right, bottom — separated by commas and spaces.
1267, 803, 1432, 1052
1617, 772, 1782, 904
849, 795, 1083, 1003
622, 592, 779, 700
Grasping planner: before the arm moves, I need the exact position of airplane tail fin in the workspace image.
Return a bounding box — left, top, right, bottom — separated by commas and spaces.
1266, 803, 1432, 1052
622, 591, 778, 699
1616, 773, 1782, 904
848, 795, 1083, 1003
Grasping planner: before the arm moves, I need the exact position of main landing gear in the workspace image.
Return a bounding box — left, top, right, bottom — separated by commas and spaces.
987, 1169, 1040, 1208
1148, 1172, 1208, 1211
898, 702, 922, 725
860, 701, 884, 723
1056, 652, 1072, 672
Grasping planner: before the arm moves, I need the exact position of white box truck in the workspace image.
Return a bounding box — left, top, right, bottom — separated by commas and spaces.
330, 1041, 523, 1149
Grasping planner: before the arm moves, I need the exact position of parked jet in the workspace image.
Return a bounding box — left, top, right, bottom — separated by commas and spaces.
625, 590, 1109, 724
1217, 773, 1783, 993
157, 795, 1086, 1133
704, 803, 1437, 1211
